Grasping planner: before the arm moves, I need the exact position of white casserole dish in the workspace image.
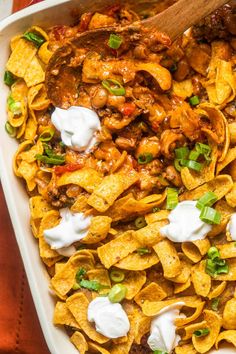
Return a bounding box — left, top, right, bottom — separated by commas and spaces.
0, 1, 236, 353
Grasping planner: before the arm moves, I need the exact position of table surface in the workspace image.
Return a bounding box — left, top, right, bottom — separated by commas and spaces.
0, 3, 51, 353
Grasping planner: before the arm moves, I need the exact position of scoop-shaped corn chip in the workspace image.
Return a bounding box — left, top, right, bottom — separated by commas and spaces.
153, 239, 181, 278
182, 238, 211, 263
27, 26, 49, 41
24, 114, 38, 140
217, 147, 236, 174
70, 331, 88, 354
38, 41, 53, 64
134, 315, 152, 344
88, 169, 139, 212
172, 79, 193, 98
6, 38, 37, 77
208, 281, 226, 299
38, 210, 61, 259
29, 195, 53, 219
8, 80, 28, 128
208, 200, 234, 238
88, 342, 111, 353
174, 278, 192, 294
218, 242, 236, 259
30, 217, 41, 238
226, 183, 236, 207
192, 310, 222, 353
216, 330, 236, 349
109, 314, 136, 354
122, 271, 146, 300
51, 251, 95, 298
115, 251, 159, 271
145, 209, 169, 225
81, 216, 112, 244
181, 142, 218, 190
223, 298, 236, 329
180, 175, 233, 202
24, 56, 45, 87
183, 320, 208, 340
28, 83, 50, 111
191, 260, 211, 297
87, 268, 111, 291
216, 259, 236, 281
175, 343, 198, 354
71, 193, 91, 213
169, 256, 191, 284
53, 301, 80, 329
134, 282, 167, 307
66, 293, 109, 344
17, 161, 38, 191
134, 220, 166, 246
57, 168, 102, 193
97, 231, 141, 269
135, 62, 172, 91
18, 140, 43, 164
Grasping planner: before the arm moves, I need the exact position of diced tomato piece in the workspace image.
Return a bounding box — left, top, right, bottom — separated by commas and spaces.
54, 162, 84, 175
78, 12, 93, 32
120, 103, 136, 116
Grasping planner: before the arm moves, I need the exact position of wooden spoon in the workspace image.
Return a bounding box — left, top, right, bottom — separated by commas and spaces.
46, 0, 228, 107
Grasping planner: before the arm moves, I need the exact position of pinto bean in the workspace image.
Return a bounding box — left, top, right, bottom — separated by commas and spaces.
173, 58, 190, 82
165, 165, 183, 187
91, 87, 108, 109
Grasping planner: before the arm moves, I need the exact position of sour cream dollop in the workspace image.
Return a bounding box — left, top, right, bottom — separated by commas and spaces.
227, 213, 236, 240
43, 208, 91, 249
160, 201, 212, 242
147, 302, 185, 353
51, 106, 101, 152
88, 297, 130, 338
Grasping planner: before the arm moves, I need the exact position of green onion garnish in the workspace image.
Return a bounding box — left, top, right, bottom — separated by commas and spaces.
200, 206, 221, 225
135, 216, 147, 229
109, 270, 125, 283
102, 79, 126, 96
194, 328, 210, 337
207, 246, 220, 260
166, 187, 178, 210
189, 150, 200, 161
7, 95, 22, 115
136, 247, 151, 256
80, 279, 109, 292
35, 154, 65, 165
153, 351, 168, 354
23, 31, 45, 48
181, 159, 202, 171
108, 284, 127, 303
175, 147, 189, 160
5, 121, 17, 137
4, 71, 15, 86
195, 142, 211, 156
174, 159, 182, 172
196, 192, 218, 210
189, 95, 200, 106
39, 128, 55, 142
76, 268, 87, 283
211, 297, 220, 311
138, 153, 153, 165
108, 34, 123, 49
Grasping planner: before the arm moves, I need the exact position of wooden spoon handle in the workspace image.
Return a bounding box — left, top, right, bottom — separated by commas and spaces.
143, 0, 229, 40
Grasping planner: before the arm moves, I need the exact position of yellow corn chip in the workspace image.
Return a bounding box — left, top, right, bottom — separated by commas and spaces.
88, 342, 111, 353
134, 220, 166, 246
172, 79, 193, 98
24, 56, 45, 87
208, 281, 226, 299
216, 259, 236, 281
53, 301, 80, 328
97, 231, 141, 269
28, 83, 50, 110
218, 242, 236, 259
134, 282, 167, 307
216, 330, 236, 349
87, 268, 111, 292
66, 293, 108, 344
169, 256, 191, 284
115, 251, 159, 271
217, 147, 236, 174
71, 193, 91, 213
57, 168, 102, 193
174, 278, 192, 294
17, 160, 38, 191
134, 315, 152, 345
183, 320, 208, 340
81, 216, 112, 244
175, 343, 198, 354
145, 209, 169, 225
182, 238, 211, 263
6, 38, 37, 77
38, 210, 60, 259
192, 310, 221, 353
109, 314, 136, 354
38, 41, 53, 64
71, 331, 88, 354
122, 271, 146, 300
191, 260, 211, 297
24, 114, 38, 140
8, 80, 28, 128
29, 195, 53, 219
208, 200, 234, 238
153, 239, 181, 278
223, 298, 236, 329
226, 183, 236, 207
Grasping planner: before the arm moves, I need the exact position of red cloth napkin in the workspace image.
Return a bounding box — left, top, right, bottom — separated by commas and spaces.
0, 2, 50, 353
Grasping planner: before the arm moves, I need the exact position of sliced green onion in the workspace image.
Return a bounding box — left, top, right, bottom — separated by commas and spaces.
135, 216, 147, 229
153, 351, 168, 354
211, 297, 220, 311
35, 154, 65, 165
138, 153, 153, 165
189, 95, 200, 106
152, 207, 160, 213
200, 206, 221, 225
7, 95, 22, 115
138, 152, 153, 164
175, 146, 189, 160
5, 121, 17, 137
207, 246, 220, 260
189, 150, 200, 161
194, 328, 210, 337
136, 247, 151, 256
195, 143, 211, 157
174, 159, 182, 172
108, 34, 123, 49
108, 284, 127, 303
206, 259, 217, 277
181, 159, 202, 171
76, 267, 87, 282
216, 263, 229, 274
196, 192, 218, 210
4, 71, 15, 86
72, 283, 80, 290
80, 279, 109, 292
166, 187, 178, 210
102, 79, 126, 96
206, 258, 229, 278
110, 270, 125, 283
39, 128, 55, 142
23, 31, 45, 48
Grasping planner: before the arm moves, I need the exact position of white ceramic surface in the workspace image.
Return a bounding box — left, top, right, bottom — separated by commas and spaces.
0, 0, 13, 21
0, 1, 236, 354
